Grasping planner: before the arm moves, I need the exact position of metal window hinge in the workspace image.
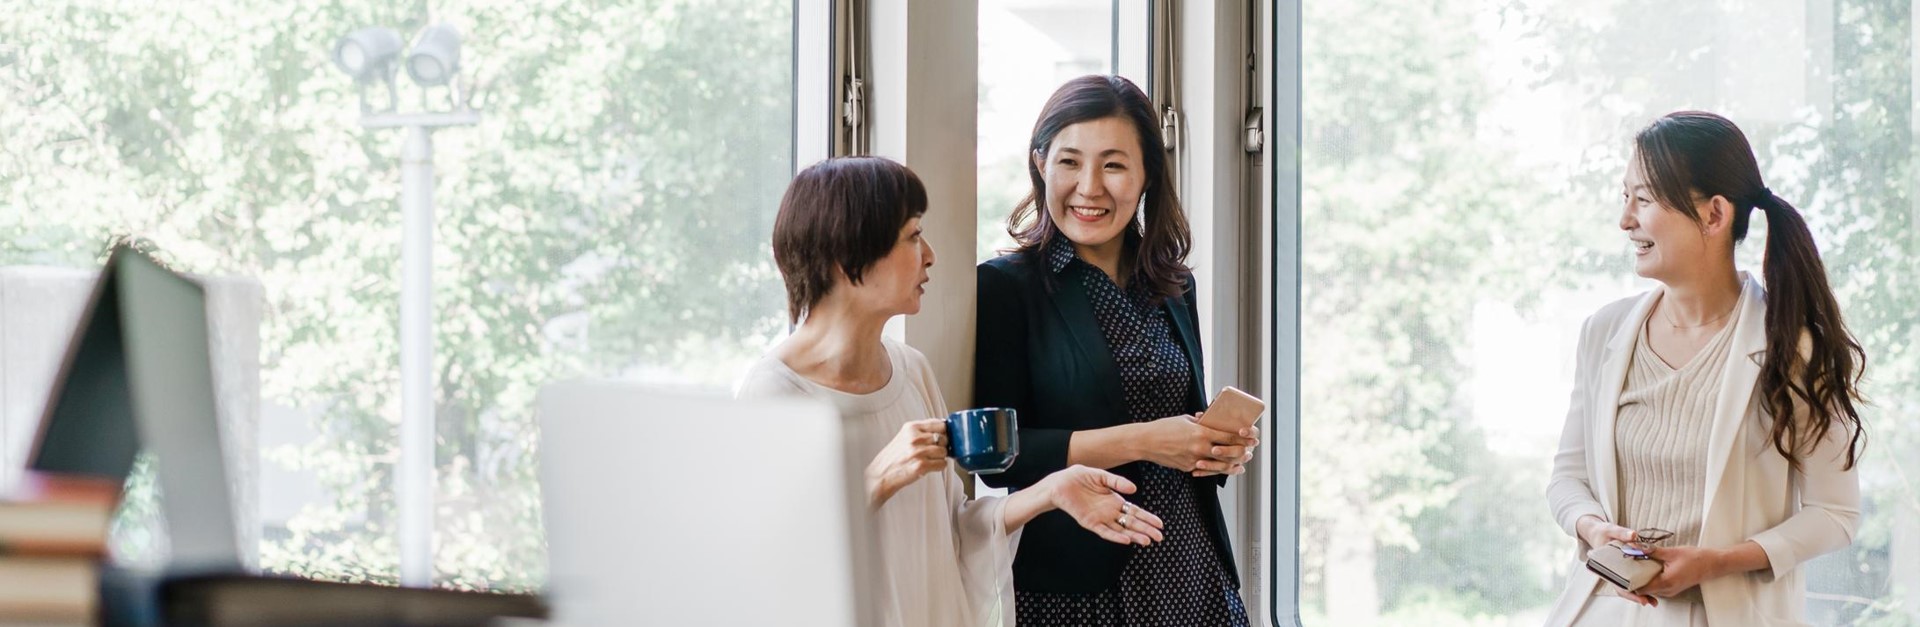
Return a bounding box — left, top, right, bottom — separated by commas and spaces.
1162, 106, 1181, 150
843, 77, 865, 133
1244, 107, 1264, 154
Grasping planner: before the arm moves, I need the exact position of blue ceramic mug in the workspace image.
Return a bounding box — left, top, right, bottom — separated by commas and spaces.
946, 408, 1018, 474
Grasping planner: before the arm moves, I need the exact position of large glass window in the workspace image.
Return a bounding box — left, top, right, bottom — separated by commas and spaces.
2, 0, 792, 589
1301, 0, 1918, 624
976, 0, 1114, 262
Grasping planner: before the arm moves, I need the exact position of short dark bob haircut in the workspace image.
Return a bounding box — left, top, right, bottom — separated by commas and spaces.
772, 156, 929, 324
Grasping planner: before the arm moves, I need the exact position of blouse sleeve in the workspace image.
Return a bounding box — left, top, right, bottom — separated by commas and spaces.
909, 345, 1023, 626
946, 472, 1022, 627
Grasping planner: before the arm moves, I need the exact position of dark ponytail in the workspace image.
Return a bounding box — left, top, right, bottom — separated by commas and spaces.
1751, 192, 1867, 470
1635, 111, 1866, 471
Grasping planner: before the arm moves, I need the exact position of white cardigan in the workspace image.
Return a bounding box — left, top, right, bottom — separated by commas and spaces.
1544, 274, 1860, 627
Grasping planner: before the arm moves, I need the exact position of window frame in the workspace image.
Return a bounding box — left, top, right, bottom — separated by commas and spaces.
795, 0, 836, 169
1151, 2, 1288, 623
1263, 0, 1303, 622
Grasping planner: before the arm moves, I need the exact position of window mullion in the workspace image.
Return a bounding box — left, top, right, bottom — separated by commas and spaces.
1266, 0, 1303, 623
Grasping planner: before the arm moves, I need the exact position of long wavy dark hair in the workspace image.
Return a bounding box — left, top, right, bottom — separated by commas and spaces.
1007, 75, 1192, 302
1635, 111, 1867, 471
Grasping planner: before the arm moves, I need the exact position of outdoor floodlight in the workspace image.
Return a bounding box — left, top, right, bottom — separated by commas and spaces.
331, 20, 481, 589
405, 23, 462, 87
332, 27, 405, 82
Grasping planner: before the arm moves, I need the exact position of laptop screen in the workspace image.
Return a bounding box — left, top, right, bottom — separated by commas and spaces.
27, 246, 241, 573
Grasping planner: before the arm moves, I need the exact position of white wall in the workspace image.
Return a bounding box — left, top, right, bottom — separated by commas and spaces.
870, 0, 980, 411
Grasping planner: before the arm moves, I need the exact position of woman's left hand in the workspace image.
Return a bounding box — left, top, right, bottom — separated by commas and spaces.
1637, 545, 1724, 598
1043, 465, 1165, 546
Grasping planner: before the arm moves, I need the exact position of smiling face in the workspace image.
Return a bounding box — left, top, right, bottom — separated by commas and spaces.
1620, 156, 1714, 283
1033, 116, 1147, 256
843, 216, 934, 317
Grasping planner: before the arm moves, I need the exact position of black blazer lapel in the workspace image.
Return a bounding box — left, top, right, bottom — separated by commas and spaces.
1164, 291, 1206, 410
1051, 277, 1129, 422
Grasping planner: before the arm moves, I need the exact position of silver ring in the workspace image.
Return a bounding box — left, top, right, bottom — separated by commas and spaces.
1118, 514, 1131, 527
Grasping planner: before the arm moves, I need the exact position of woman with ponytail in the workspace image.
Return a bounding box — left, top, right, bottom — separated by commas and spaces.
1544, 111, 1866, 627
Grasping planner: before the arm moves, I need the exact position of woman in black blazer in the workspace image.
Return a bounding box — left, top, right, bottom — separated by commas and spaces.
975, 75, 1260, 626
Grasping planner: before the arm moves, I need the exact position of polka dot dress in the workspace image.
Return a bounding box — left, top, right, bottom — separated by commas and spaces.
1015, 239, 1249, 627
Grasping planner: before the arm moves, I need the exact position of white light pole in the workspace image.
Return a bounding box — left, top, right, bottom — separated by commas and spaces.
333, 23, 479, 589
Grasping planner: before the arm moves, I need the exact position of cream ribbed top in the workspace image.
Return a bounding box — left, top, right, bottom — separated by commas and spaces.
1615, 307, 1739, 551
1614, 308, 1738, 603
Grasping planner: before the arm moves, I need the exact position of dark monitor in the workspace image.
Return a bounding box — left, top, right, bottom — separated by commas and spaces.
29, 251, 141, 481
26, 246, 241, 572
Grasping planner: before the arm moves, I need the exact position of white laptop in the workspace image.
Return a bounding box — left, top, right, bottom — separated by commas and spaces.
538, 381, 878, 626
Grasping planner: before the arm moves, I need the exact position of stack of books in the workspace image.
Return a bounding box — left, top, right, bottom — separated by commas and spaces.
0, 472, 117, 627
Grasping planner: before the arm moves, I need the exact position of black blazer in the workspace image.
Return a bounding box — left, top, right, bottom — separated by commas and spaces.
973, 253, 1238, 594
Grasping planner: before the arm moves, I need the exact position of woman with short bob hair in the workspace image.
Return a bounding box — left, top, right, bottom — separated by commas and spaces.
739, 156, 1167, 627
1545, 111, 1866, 626
975, 75, 1259, 625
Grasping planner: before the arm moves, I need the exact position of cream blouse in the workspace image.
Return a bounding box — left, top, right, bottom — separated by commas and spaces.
737, 339, 1021, 627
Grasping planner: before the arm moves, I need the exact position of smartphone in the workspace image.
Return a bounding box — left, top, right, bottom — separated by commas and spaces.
1198, 386, 1265, 432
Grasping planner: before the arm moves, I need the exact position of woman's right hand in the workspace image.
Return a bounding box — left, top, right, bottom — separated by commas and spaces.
1131, 414, 1253, 474
865, 418, 948, 509
1576, 515, 1636, 553
1576, 515, 1657, 606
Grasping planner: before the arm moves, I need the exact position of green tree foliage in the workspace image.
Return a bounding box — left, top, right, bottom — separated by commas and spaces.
1302, 0, 1578, 618
2, 0, 791, 589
